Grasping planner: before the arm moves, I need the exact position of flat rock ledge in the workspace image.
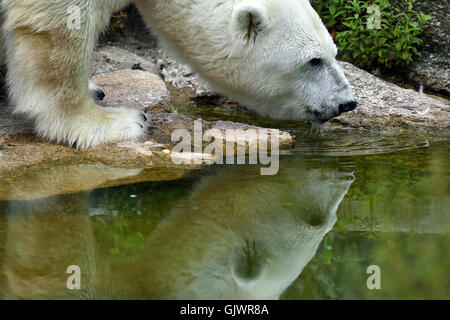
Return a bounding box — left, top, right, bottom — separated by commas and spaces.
0, 112, 293, 200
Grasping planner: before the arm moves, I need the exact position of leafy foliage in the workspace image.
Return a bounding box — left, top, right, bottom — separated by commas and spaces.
109, 11, 129, 36
311, 0, 431, 69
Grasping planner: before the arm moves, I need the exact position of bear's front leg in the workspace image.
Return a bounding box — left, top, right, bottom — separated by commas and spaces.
3, 1, 147, 149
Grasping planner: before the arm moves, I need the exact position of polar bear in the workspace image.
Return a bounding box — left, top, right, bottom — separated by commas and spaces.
1, 0, 356, 148
1, 160, 354, 299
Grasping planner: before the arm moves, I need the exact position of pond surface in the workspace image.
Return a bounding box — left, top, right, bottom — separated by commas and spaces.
0, 103, 448, 299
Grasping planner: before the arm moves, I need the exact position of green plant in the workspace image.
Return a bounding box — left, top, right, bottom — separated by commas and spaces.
311, 0, 431, 69
109, 11, 129, 36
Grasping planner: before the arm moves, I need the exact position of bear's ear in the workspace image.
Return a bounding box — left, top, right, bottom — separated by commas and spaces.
232, 1, 269, 43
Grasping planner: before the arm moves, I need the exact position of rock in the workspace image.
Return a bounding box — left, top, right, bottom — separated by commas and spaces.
146, 113, 292, 145
408, 52, 449, 96
92, 45, 214, 104
397, 0, 450, 95
334, 62, 449, 133
92, 45, 158, 75
170, 152, 216, 165
91, 69, 170, 111
0, 112, 293, 199
0, 111, 32, 146
154, 48, 214, 95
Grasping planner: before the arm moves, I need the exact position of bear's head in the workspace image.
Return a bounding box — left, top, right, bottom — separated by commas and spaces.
227, 0, 358, 122
147, 0, 357, 122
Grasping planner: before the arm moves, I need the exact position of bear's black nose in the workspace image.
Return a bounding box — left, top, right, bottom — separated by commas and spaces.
339, 101, 357, 114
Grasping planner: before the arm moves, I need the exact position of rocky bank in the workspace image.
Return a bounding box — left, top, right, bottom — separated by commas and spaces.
0, 25, 448, 197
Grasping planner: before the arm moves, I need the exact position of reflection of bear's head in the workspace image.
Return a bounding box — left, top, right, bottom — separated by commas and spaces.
140, 0, 356, 122
142, 163, 354, 299
2, 161, 354, 300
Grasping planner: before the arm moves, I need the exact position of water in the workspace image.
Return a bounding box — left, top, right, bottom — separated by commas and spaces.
0, 103, 448, 299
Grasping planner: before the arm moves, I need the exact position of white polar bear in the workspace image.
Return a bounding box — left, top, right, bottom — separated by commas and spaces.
1, 0, 356, 148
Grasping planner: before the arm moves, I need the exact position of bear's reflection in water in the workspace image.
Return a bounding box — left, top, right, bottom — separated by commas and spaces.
2, 160, 354, 299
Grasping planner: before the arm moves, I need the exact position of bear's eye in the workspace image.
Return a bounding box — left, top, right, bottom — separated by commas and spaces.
309, 58, 322, 67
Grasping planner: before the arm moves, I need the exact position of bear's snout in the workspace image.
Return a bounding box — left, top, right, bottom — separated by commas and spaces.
338, 101, 358, 115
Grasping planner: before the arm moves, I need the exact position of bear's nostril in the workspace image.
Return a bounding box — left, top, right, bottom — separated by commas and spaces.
339, 101, 357, 114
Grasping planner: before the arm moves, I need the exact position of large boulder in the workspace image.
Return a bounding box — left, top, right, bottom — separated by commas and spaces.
398, 0, 449, 96
335, 62, 449, 133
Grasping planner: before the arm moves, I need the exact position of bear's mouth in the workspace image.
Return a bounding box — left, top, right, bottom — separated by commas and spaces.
309, 108, 340, 123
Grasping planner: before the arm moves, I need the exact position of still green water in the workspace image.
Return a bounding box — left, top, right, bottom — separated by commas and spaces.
0, 106, 448, 299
